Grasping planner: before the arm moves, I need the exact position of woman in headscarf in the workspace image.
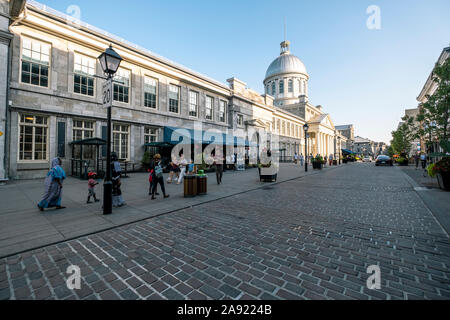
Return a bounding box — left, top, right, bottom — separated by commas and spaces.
111, 152, 125, 207
37, 157, 66, 211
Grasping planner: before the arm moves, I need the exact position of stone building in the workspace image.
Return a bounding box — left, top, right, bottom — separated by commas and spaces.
335, 124, 354, 150
1, 0, 350, 180
417, 46, 450, 155
263, 40, 341, 158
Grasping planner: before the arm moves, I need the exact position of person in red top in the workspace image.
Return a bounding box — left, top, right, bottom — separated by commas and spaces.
87, 172, 100, 204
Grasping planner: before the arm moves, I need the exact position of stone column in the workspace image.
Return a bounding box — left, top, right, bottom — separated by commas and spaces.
0, 2, 13, 180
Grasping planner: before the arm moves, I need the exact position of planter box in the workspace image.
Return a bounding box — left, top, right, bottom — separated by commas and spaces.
437, 172, 450, 191
258, 167, 278, 182
312, 162, 323, 170
333, 160, 338, 166
343, 159, 348, 164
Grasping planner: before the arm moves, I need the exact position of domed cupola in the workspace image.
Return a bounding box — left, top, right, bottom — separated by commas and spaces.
264, 41, 309, 107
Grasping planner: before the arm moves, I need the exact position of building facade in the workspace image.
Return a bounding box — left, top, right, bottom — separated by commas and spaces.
417, 46, 450, 155
2, 0, 351, 180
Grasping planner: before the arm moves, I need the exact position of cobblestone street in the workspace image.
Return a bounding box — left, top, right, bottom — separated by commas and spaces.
1, 163, 450, 300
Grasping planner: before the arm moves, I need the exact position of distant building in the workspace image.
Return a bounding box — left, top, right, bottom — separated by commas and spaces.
335, 124, 354, 150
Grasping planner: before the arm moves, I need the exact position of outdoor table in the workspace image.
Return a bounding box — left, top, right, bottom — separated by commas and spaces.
184, 175, 197, 198
197, 175, 207, 195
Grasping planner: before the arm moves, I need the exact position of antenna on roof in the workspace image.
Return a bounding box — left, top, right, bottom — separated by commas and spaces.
280, 17, 290, 55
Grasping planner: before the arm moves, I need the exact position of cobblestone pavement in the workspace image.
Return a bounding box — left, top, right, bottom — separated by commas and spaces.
1, 163, 449, 300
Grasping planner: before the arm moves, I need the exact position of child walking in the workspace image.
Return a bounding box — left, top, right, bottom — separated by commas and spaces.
87, 172, 100, 203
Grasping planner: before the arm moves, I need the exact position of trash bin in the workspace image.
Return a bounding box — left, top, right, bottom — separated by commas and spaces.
184, 175, 197, 198
197, 172, 207, 196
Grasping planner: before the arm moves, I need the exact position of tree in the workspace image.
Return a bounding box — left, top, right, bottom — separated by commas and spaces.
415, 58, 450, 151
390, 121, 414, 155
387, 145, 395, 157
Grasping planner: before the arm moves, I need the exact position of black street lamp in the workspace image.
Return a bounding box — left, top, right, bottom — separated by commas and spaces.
337, 136, 341, 164
98, 45, 122, 215
303, 123, 309, 172
334, 131, 337, 165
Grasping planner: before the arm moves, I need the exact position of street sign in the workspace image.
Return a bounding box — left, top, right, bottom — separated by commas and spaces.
102, 78, 113, 108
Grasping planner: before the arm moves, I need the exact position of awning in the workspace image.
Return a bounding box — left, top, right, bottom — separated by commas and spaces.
144, 142, 174, 148
341, 148, 355, 155
163, 127, 257, 147
69, 138, 106, 146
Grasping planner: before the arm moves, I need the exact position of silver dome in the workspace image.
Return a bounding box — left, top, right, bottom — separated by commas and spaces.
265, 54, 308, 80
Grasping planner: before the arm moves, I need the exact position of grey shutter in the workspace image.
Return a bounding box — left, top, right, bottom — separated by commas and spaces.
57, 122, 66, 158
101, 126, 107, 157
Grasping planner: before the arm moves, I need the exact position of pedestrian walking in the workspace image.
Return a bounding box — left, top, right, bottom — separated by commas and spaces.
213, 152, 224, 185
37, 157, 66, 211
294, 152, 298, 164
329, 154, 333, 166
299, 153, 304, 167
167, 156, 180, 183
420, 153, 427, 169
111, 152, 125, 207
324, 155, 328, 166
414, 153, 420, 169
231, 153, 236, 170
148, 169, 160, 196
177, 153, 188, 185
151, 154, 169, 200
87, 172, 100, 203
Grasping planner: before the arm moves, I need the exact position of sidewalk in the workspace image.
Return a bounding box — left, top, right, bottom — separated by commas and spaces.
0, 162, 344, 258
399, 165, 450, 237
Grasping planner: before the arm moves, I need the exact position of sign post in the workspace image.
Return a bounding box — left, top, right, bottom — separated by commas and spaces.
102, 78, 113, 108
103, 77, 113, 215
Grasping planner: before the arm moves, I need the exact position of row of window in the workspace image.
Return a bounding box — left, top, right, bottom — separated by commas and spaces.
266, 78, 307, 96
273, 117, 303, 138
20, 37, 227, 123
18, 114, 158, 161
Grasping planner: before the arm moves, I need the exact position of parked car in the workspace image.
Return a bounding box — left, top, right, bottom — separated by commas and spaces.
375, 155, 393, 166
363, 157, 372, 162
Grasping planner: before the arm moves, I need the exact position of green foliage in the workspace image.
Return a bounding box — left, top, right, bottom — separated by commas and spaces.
409, 58, 450, 145
387, 146, 395, 157
433, 157, 450, 174
313, 155, 325, 164
440, 139, 450, 153
141, 150, 152, 165
391, 121, 414, 155
427, 163, 436, 178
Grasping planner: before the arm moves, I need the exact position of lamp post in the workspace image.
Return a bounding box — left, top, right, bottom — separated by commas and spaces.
98, 45, 123, 215
337, 136, 341, 164
303, 123, 309, 172
334, 131, 337, 165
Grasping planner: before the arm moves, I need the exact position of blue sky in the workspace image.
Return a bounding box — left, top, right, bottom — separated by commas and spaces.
36, 0, 450, 143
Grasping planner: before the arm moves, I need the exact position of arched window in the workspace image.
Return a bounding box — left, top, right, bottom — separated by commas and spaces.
272, 82, 276, 96
288, 79, 293, 93
279, 79, 284, 94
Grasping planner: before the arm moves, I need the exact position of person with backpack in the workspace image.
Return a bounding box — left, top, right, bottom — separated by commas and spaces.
150, 154, 169, 200
420, 152, 427, 169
